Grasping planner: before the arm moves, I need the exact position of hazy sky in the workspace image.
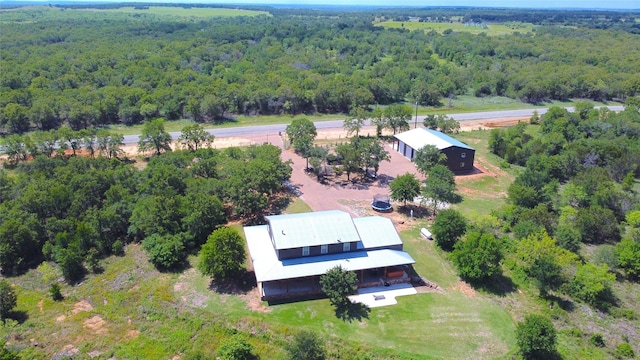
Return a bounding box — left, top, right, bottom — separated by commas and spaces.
182, 0, 638, 10
170, 0, 640, 9
12, 0, 638, 10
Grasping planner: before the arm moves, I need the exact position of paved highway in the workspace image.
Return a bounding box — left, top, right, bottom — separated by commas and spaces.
122, 106, 625, 145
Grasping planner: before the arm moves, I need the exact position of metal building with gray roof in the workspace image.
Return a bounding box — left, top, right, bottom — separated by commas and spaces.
244, 210, 415, 301
394, 128, 475, 173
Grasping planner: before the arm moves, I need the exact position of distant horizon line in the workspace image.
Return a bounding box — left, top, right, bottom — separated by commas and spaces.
0, 0, 639, 11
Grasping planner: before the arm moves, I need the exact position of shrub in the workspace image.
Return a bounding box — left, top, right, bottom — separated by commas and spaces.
112, 240, 125, 256
285, 330, 326, 360
142, 233, 186, 270
49, 283, 63, 301
198, 227, 246, 280
0, 280, 17, 320
615, 343, 635, 359
452, 232, 503, 282
589, 333, 605, 347
516, 314, 557, 359
432, 209, 467, 251
216, 336, 255, 360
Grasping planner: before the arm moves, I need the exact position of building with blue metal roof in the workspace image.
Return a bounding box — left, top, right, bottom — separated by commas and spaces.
394, 128, 475, 173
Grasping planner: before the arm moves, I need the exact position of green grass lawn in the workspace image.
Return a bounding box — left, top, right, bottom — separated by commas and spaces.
450, 129, 520, 217
375, 20, 534, 36
2, 201, 517, 359
88, 6, 270, 18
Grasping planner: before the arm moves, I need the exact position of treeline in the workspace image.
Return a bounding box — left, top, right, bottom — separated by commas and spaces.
1, 7, 640, 135
378, 8, 640, 34
0, 143, 291, 279
488, 101, 640, 305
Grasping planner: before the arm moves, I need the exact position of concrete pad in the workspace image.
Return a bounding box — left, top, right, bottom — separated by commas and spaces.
348, 283, 417, 308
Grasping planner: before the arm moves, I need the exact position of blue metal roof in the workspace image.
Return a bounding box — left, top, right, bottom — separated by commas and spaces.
394, 128, 474, 151
244, 224, 415, 282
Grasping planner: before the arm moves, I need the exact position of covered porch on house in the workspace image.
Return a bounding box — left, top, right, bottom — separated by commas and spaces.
259, 265, 412, 301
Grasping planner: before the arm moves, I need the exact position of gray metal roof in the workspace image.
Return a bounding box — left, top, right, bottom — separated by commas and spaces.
394, 128, 474, 151
245, 225, 415, 282
353, 216, 403, 249
266, 210, 361, 250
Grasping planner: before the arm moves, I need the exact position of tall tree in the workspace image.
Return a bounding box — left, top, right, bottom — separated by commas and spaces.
320, 265, 358, 309
432, 209, 467, 251
362, 138, 390, 177
178, 124, 214, 151
422, 164, 460, 215
384, 104, 412, 135
286, 118, 317, 147
197, 227, 246, 280
452, 231, 503, 282
138, 118, 172, 156
413, 145, 447, 175
343, 105, 369, 137
335, 141, 362, 181
389, 173, 420, 206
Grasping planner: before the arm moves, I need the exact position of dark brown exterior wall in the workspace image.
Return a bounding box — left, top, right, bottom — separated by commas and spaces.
441, 147, 475, 173
277, 242, 354, 260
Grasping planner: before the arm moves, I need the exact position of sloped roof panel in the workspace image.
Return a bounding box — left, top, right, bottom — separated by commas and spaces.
394, 128, 474, 151
266, 210, 361, 250
244, 224, 415, 282
353, 216, 403, 249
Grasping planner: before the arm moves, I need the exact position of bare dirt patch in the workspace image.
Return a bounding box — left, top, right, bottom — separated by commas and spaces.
83, 315, 107, 335
450, 281, 477, 298
123, 329, 140, 340
240, 288, 271, 313
458, 116, 529, 132
56, 315, 66, 322
72, 300, 93, 314
173, 269, 209, 309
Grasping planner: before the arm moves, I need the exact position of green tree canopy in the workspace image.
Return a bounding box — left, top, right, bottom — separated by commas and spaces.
178, 124, 214, 151
422, 164, 460, 215
413, 144, 447, 175
0, 280, 17, 320
216, 335, 256, 360
432, 208, 467, 251
285, 330, 326, 360
198, 227, 246, 280
138, 118, 172, 156
142, 233, 187, 271
568, 263, 616, 308
286, 118, 317, 147
320, 265, 358, 308
452, 231, 503, 282
389, 173, 420, 206
516, 314, 557, 360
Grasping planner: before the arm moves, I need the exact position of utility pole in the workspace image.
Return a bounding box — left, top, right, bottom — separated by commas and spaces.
414, 101, 419, 129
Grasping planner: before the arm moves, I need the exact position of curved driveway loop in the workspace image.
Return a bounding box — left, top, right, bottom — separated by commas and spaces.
251, 127, 424, 216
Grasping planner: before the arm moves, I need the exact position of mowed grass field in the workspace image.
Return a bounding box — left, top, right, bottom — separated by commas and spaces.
2, 228, 517, 359
87, 6, 270, 18
375, 20, 534, 35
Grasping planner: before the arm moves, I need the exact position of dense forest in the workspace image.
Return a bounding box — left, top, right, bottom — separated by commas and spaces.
1, 5, 640, 359
1, 6, 639, 135
0, 143, 291, 278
